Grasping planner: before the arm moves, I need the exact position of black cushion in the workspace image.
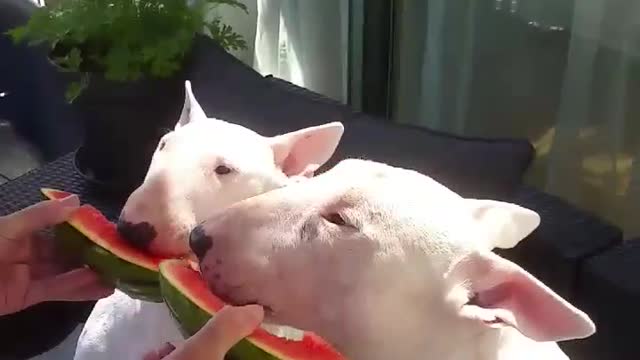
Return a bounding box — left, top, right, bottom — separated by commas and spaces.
186, 38, 534, 200
562, 240, 640, 360
497, 186, 623, 302
325, 114, 534, 199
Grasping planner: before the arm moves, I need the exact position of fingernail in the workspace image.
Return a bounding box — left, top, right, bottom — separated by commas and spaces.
158, 342, 176, 357
241, 304, 265, 324
58, 194, 80, 208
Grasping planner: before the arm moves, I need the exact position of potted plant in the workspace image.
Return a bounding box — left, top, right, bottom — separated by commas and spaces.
7, 0, 248, 196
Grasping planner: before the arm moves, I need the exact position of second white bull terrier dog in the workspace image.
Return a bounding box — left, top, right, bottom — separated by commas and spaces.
193, 159, 596, 360
72, 81, 344, 360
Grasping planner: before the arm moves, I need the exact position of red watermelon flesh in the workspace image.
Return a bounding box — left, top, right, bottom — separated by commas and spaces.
160, 259, 345, 360
41, 188, 77, 201
41, 188, 163, 271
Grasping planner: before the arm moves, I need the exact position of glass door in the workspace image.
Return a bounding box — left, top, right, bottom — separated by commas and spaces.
385, 0, 640, 236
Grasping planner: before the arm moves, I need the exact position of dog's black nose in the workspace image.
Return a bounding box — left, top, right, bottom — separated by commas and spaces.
117, 219, 157, 251
190, 225, 213, 260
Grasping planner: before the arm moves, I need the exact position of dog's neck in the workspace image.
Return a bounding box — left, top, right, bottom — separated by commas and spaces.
325, 319, 564, 360
315, 291, 565, 360
323, 312, 497, 360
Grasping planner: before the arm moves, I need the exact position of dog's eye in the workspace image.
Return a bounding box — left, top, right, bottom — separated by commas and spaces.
215, 165, 233, 175
323, 212, 347, 226
157, 140, 166, 151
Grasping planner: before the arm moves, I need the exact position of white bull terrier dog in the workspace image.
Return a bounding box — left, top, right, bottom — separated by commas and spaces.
72, 81, 344, 360
192, 159, 596, 360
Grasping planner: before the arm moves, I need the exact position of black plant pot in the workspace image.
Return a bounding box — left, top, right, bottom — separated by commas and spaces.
71, 71, 186, 197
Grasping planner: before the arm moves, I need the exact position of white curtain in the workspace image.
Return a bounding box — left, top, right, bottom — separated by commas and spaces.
393, 0, 640, 238
215, 0, 349, 103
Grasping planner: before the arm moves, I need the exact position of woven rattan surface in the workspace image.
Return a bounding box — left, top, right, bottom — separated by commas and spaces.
0, 152, 127, 359
0, 152, 125, 220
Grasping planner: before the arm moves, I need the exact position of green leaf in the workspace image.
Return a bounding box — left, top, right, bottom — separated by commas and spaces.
104, 46, 135, 81
204, 19, 247, 51
65, 75, 89, 103
55, 47, 82, 72
7, 0, 249, 100
5, 26, 27, 43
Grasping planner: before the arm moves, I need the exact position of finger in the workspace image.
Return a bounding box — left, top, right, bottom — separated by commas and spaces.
1, 195, 80, 239
57, 280, 115, 302
30, 231, 80, 277
157, 342, 177, 358
31, 230, 60, 262
31, 231, 85, 271
0, 231, 32, 264
30, 260, 63, 280
26, 267, 114, 305
31, 260, 87, 282
142, 350, 162, 360
165, 304, 264, 360
143, 342, 176, 360
0, 264, 30, 316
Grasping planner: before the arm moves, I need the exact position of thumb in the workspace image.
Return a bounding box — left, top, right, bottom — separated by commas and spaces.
166, 304, 264, 360
1, 195, 80, 239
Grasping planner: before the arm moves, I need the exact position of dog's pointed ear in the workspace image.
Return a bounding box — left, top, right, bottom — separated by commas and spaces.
175, 80, 207, 130
450, 251, 595, 342
465, 199, 540, 250
268, 122, 344, 177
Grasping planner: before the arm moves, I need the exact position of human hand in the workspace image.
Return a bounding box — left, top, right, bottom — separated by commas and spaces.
0, 195, 114, 316
143, 304, 264, 360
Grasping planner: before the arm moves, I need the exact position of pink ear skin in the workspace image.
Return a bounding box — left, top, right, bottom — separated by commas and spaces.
451, 251, 596, 342
269, 122, 344, 177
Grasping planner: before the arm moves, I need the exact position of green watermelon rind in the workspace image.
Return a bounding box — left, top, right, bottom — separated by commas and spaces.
53, 221, 162, 302
115, 279, 163, 303
84, 245, 159, 285
44, 188, 162, 302
159, 260, 345, 360
159, 266, 279, 360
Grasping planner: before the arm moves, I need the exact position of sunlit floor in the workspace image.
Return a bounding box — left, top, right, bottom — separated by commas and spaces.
0, 120, 41, 183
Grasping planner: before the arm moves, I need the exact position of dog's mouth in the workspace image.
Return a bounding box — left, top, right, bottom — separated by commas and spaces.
255, 303, 304, 341
183, 252, 199, 266
215, 294, 305, 341
195, 260, 306, 341
261, 322, 305, 341
229, 298, 275, 316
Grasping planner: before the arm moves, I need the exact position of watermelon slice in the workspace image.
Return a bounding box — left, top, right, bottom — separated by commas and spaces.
159, 259, 345, 360
42, 188, 166, 302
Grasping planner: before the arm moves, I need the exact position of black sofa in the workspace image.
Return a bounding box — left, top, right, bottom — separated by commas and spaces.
1, 35, 638, 359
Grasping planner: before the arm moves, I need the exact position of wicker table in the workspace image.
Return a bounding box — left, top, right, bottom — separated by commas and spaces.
0, 152, 126, 359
